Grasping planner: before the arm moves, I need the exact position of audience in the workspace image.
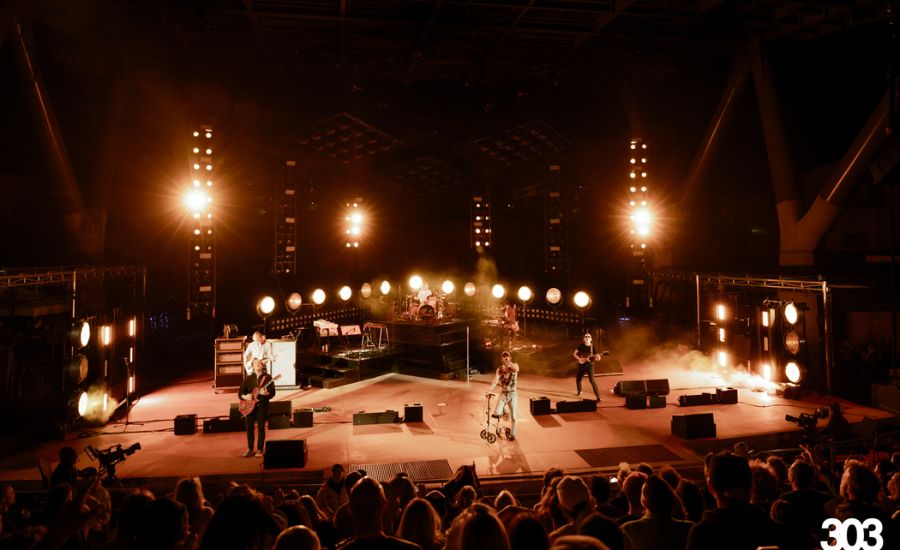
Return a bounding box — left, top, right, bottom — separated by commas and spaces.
396, 498, 444, 550
316, 464, 348, 519
615, 472, 648, 525
549, 476, 594, 543
275, 525, 321, 550
620, 475, 692, 550
338, 476, 421, 549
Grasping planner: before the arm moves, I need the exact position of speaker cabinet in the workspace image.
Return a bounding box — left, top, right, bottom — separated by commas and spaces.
264, 440, 307, 469
203, 417, 244, 433
403, 403, 423, 423
352, 410, 399, 425
530, 397, 552, 416
174, 414, 197, 435
555, 399, 597, 413
615, 380, 647, 396
269, 415, 292, 430
625, 395, 647, 409
645, 379, 670, 396
293, 408, 313, 428
716, 387, 738, 405
678, 393, 716, 407
268, 401, 292, 417
648, 395, 667, 409
671, 413, 716, 439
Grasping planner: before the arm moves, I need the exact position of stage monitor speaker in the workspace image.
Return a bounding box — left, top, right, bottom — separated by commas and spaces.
269, 415, 291, 430
678, 393, 716, 407
625, 395, 647, 410
615, 380, 647, 396
782, 385, 803, 400
403, 403, 424, 423
596, 358, 624, 376
530, 397, 552, 416
648, 396, 667, 409
203, 417, 244, 433
645, 379, 670, 396
174, 414, 197, 435
293, 408, 313, 428
264, 440, 307, 469
555, 399, 597, 413
268, 401, 292, 417
229, 403, 241, 421
716, 387, 738, 405
672, 413, 716, 439
352, 410, 399, 425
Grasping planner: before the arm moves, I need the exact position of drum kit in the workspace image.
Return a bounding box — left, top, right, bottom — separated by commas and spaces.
403, 293, 455, 321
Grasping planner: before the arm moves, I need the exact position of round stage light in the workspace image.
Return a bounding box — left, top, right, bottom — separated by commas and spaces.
784, 331, 801, 355
784, 302, 799, 325
785, 361, 803, 384
77, 391, 88, 417
409, 275, 423, 291
286, 293, 302, 313
441, 280, 455, 294
491, 284, 506, 299
184, 189, 210, 212
78, 321, 91, 347
379, 280, 391, 296
573, 291, 591, 309
361, 283, 372, 299
339, 285, 352, 302
257, 296, 276, 317
716, 303, 727, 321
68, 354, 89, 384
546, 288, 562, 305
517, 286, 533, 302
312, 289, 326, 306
464, 282, 476, 297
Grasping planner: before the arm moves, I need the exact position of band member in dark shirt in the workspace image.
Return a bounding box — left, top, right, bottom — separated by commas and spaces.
239, 359, 275, 457
573, 333, 602, 401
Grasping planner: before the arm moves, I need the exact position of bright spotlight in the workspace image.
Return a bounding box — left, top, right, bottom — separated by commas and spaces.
380, 280, 391, 295
128, 318, 136, 337
77, 391, 88, 417
763, 363, 772, 382
546, 288, 562, 305
312, 289, 326, 306
409, 275, 423, 290
784, 302, 798, 325
464, 282, 476, 297
441, 280, 455, 294
785, 361, 802, 384
78, 321, 91, 347
716, 303, 727, 321
718, 351, 728, 367
339, 285, 352, 302
361, 283, 372, 299
257, 296, 276, 317
100, 325, 112, 346
491, 284, 506, 299
184, 189, 210, 212
350, 213, 363, 225
573, 291, 591, 309
286, 293, 302, 313
517, 286, 533, 302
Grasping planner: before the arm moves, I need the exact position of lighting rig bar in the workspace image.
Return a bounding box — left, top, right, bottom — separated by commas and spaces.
0, 266, 146, 291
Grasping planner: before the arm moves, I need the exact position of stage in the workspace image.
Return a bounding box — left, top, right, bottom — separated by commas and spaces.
1, 352, 897, 492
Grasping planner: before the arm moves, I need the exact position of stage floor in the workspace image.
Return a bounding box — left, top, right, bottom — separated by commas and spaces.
1, 359, 896, 485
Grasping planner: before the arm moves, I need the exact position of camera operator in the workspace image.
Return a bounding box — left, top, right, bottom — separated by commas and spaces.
51, 447, 92, 487
823, 401, 851, 442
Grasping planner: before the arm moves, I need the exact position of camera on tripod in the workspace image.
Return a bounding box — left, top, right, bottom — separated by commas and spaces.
86, 442, 141, 478
785, 407, 829, 430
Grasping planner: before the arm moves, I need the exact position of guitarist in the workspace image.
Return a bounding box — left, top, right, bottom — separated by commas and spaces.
239, 359, 275, 457
573, 332, 602, 401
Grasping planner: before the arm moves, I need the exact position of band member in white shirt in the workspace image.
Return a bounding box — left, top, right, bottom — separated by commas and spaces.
243, 331, 272, 375
487, 350, 519, 441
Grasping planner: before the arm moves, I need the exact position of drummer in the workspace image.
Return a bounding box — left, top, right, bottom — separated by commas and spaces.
417, 282, 433, 304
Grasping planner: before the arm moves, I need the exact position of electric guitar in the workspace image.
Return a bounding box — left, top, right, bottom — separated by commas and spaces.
238, 374, 281, 416
576, 350, 610, 364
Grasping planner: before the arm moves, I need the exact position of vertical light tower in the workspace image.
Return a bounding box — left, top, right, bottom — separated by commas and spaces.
187, 125, 215, 320
344, 197, 364, 248
626, 138, 652, 312
471, 194, 492, 250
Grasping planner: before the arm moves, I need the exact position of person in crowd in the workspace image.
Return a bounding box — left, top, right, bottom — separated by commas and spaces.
423, 490, 448, 529
396, 498, 445, 550
589, 474, 624, 519
675, 480, 706, 524
550, 535, 611, 550
657, 465, 681, 490
620, 475, 693, 550
135, 497, 188, 550
275, 525, 321, 550
441, 464, 480, 504
749, 463, 782, 513
445, 502, 510, 550
549, 475, 595, 543
766, 456, 790, 492
317, 464, 348, 518
487, 350, 520, 441
298, 494, 338, 549
607, 463, 631, 515
576, 511, 626, 550
174, 476, 214, 546
106, 489, 155, 550
686, 451, 786, 550
337, 477, 421, 550
198, 492, 280, 550
615, 472, 648, 525
239, 358, 275, 458
385, 474, 417, 533
507, 511, 550, 550
494, 489, 518, 511
775, 458, 830, 541
834, 460, 896, 548
770, 499, 817, 550
334, 470, 366, 540
572, 333, 602, 400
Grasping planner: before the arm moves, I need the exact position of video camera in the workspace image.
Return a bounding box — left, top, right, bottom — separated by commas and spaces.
86, 442, 141, 478
785, 407, 830, 430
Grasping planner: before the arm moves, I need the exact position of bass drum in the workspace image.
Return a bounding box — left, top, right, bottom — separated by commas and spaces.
417, 304, 435, 320
408, 302, 420, 317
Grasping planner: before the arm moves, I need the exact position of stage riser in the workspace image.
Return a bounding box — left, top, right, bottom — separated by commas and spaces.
384, 320, 475, 346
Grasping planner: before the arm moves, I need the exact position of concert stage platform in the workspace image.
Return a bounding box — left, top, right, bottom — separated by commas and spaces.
1, 352, 897, 495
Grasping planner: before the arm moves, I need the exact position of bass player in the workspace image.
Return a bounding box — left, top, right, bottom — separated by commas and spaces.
573, 332, 603, 401
239, 359, 276, 457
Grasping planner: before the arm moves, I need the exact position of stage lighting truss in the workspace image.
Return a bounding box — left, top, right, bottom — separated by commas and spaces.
471, 195, 492, 250
188, 124, 215, 318
627, 139, 652, 247
344, 198, 364, 248
275, 160, 299, 274
756, 299, 808, 385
